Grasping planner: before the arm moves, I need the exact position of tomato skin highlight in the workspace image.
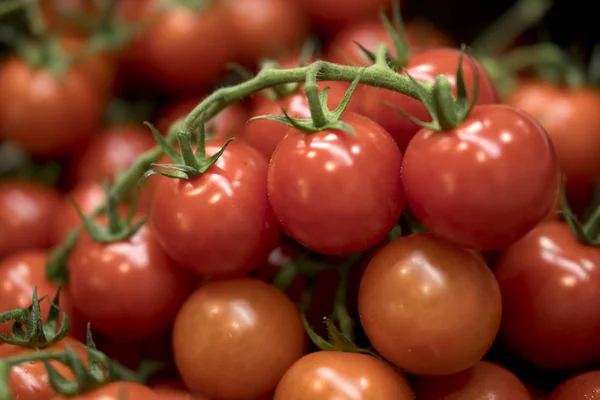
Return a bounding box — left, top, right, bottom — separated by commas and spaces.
67, 218, 193, 341
151, 141, 280, 278
495, 220, 600, 370
361, 48, 498, 153
412, 361, 532, 399
505, 80, 600, 188
267, 112, 404, 256
0, 58, 103, 158
549, 371, 600, 400
402, 104, 560, 251
172, 278, 306, 400
274, 351, 414, 400
0, 181, 62, 259
358, 233, 502, 376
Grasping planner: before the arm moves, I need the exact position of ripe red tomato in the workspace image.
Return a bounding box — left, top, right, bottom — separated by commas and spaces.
0, 251, 76, 337
402, 104, 560, 250
361, 48, 498, 153
172, 278, 306, 400
267, 112, 404, 255
297, 0, 394, 33
549, 371, 600, 400
151, 379, 207, 399
495, 220, 600, 369
240, 82, 361, 159
505, 80, 600, 189
52, 382, 158, 400
0, 58, 103, 158
151, 140, 280, 278
119, 0, 234, 93
67, 216, 193, 340
358, 234, 502, 375
41, 0, 99, 36
69, 125, 155, 185
154, 96, 249, 138
274, 351, 414, 399
1, 336, 87, 400
412, 361, 531, 399
221, 0, 307, 62
0, 181, 62, 259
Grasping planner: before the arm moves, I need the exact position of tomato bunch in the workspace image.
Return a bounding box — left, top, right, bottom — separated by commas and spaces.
1, 0, 600, 399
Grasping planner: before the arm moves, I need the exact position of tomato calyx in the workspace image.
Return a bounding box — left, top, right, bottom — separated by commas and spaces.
249, 63, 364, 135
0, 288, 69, 349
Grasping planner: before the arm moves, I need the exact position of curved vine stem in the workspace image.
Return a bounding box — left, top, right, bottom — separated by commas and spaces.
46, 60, 433, 284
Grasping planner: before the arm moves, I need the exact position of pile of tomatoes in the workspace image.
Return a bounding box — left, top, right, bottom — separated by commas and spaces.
2, 0, 600, 399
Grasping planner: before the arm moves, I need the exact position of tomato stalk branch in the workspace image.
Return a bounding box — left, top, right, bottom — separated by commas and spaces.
0, 0, 32, 16
332, 253, 362, 343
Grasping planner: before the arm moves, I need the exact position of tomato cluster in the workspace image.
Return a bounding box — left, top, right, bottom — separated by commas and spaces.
1, 0, 600, 399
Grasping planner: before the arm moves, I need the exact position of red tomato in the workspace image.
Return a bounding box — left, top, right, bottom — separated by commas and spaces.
119, 0, 234, 93
152, 382, 207, 400
1, 336, 87, 400
151, 140, 280, 278
412, 361, 532, 399
172, 278, 306, 400
549, 371, 600, 399
240, 82, 361, 160
52, 381, 158, 400
297, 0, 394, 33
274, 351, 414, 399
41, 0, 99, 36
402, 104, 560, 250
221, 0, 307, 62
154, 96, 249, 138
358, 234, 502, 375
361, 48, 498, 153
0, 58, 103, 158
67, 216, 193, 340
267, 112, 404, 255
495, 220, 600, 369
69, 125, 155, 185
0, 181, 62, 259
0, 251, 76, 337
505, 80, 600, 189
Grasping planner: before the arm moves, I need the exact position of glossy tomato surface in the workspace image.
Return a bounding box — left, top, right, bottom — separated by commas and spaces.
240, 82, 360, 160
402, 104, 559, 250
273, 351, 414, 400
495, 220, 600, 369
1, 337, 87, 400
172, 278, 306, 400
549, 371, 600, 400
361, 48, 498, 153
68, 218, 193, 340
0, 58, 102, 158
267, 112, 404, 255
151, 140, 279, 278
412, 361, 532, 399
358, 233, 502, 375
505, 80, 600, 188
69, 124, 155, 185
51, 381, 158, 400
0, 181, 61, 259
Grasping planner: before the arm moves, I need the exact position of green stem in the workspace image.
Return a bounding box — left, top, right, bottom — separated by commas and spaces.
583, 205, 600, 240
304, 63, 328, 127
375, 44, 390, 68
272, 261, 297, 292
0, 0, 31, 16
496, 43, 566, 73
332, 253, 362, 343
24, 0, 45, 38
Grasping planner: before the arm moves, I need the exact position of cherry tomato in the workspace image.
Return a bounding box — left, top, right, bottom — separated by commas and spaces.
154, 96, 249, 139
221, 0, 307, 63
42, 0, 99, 36
267, 112, 404, 255
68, 216, 193, 341
0, 58, 103, 158
151, 379, 206, 399
358, 233, 502, 375
402, 104, 560, 250
119, 0, 234, 93
69, 125, 155, 185
0, 181, 62, 259
0, 251, 76, 337
172, 278, 306, 400
505, 80, 600, 189
549, 371, 600, 399
151, 140, 280, 278
412, 361, 532, 399
240, 82, 361, 160
361, 48, 498, 153
495, 220, 600, 369
274, 351, 414, 399
297, 0, 393, 33
52, 381, 158, 400
1, 336, 87, 400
